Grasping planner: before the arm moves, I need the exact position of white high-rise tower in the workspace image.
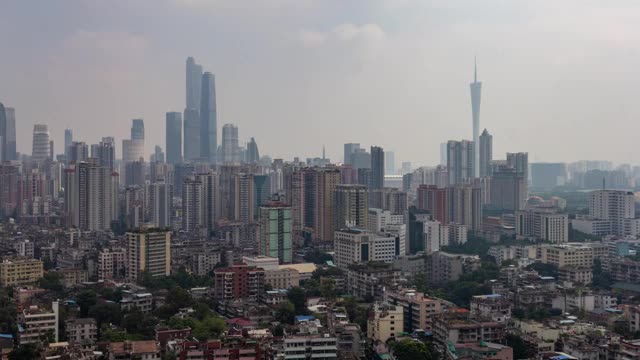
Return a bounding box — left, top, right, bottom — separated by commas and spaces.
470, 58, 482, 177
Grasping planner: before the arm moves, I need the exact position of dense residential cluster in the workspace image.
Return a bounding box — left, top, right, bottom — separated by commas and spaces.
0, 58, 640, 360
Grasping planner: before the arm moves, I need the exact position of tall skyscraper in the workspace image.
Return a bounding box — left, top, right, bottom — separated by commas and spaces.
92, 137, 115, 169
186, 57, 203, 111
1, 105, 17, 161
234, 173, 255, 223
246, 137, 260, 164
385, 151, 395, 175
258, 202, 293, 263
470, 59, 482, 177
64, 129, 73, 164
152, 145, 164, 163
334, 184, 369, 230
479, 129, 492, 178
371, 146, 384, 190
343, 143, 360, 166
221, 124, 239, 163
447, 140, 475, 185
65, 162, 119, 231
123, 119, 145, 163
253, 175, 271, 219
489, 166, 527, 212
184, 57, 203, 162
200, 72, 217, 163
68, 142, 89, 163
0, 103, 7, 162
131, 119, 145, 140
183, 109, 200, 161
165, 112, 182, 164
31, 124, 50, 162
182, 175, 204, 232
506, 152, 529, 181
147, 181, 173, 228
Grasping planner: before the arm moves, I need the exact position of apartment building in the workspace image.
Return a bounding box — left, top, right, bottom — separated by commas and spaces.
0, 257, 43, 286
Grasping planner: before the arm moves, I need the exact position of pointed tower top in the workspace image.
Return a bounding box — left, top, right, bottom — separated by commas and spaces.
474, 57, 477, 83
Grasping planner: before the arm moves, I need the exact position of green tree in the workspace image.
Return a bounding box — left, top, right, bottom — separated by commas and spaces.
506, 334, 532, 360
592, 258, 612, 290
304, 249, 332, 264
526, 262, 558, 278
320, 278, 336, 300
391, 339, 433, 360
287, 287, 306, 313
88, 302, 122, 329
8, 344, 39, 360
76, 289, 97, 317
275, 301, 296, 324
39, 271, 65, 294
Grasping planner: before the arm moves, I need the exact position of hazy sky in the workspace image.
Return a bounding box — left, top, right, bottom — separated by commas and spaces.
2, 1, 640, 166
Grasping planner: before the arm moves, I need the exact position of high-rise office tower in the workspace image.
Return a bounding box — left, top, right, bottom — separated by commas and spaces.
125, 160, 145, 187
173, 163, 194, 198
131, 119, 144, 140
122, 139, 144, 163
147, 181, 173, 228
253, 175, 271, 220
489, 166, 527, 212
49, 140, 54, 160
64, 129, 73, 164
479, 129, 492, 178
124, 185, 145, 230
127, 230, 171, 281
589, 190, 635, 235
64, 162, 119, 231
371, 146, 384, 190
32, 124, 50, 162
447, 184, 483, 232
92, 137, 115, 169
68, 142, 89, 163
258, 202, 293, 263
369, 187, 408, 215
385, 151, 395, 175
246, 137, 260, 164
447, 140, 475, 185
219, 164, 241, 220
234, 173, 255, 223
183, 109, 201, 161
181, 172, 218, 233
166, 112, 182, 164
416, 185, 448, 224
184, 57, 203, 162
440, 143, 447, 166
506, 152, 529, 180
200, 72, 217, 163
152, 145, 164, 163
182, 175, 204, 232
334, 184, 369, 230
186, 57, 203, 111
221, 124, 240, 163
343, 143, 360, 166
470, 59, 482, 177
0, 103, 7, 161
0, 104, 17, 161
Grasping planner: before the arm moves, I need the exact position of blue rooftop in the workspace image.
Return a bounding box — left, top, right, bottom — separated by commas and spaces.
295, 315, 315, 322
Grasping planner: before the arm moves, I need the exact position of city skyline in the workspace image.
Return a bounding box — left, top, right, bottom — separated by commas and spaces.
3, 1, 640, 166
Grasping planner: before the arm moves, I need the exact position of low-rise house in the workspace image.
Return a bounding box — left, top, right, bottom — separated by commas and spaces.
18, 301, 59, 345
65, 318, 97, 344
